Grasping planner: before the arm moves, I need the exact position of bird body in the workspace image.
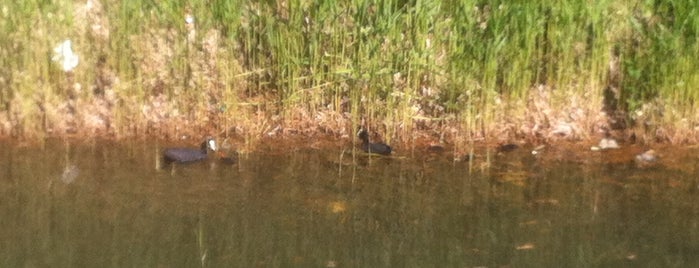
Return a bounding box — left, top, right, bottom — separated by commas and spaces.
163, 138, 217, 164
358, 129, 392, 155
361, 142, 392, 155
497, 143, 519, 153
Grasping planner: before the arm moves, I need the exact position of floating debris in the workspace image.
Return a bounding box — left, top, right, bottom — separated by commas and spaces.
515, 243, 536, 250
635, 149, 657, 163
325, 260, 338, 268
599, 138, 620, 149
329, 201, 346, 213
531, 145, 546, 155
591, 138, 619, 151
60, 164, 80, 184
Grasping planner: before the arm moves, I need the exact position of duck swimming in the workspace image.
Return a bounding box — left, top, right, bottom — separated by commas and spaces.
357, 129, 392, 155
163, 138, 217, 164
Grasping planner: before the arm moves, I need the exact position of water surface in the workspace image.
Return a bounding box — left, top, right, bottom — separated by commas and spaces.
1, 140, 698, 267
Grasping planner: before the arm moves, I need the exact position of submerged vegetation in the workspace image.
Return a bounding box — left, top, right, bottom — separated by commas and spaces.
1, 0, 698, 150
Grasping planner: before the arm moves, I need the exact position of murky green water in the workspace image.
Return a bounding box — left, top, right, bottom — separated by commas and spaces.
1, 140, 699, 267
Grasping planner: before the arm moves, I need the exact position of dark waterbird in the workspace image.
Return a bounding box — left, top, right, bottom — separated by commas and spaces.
358, 129, 392, 155
163, 138, 217, 164
497, 143, 519, 153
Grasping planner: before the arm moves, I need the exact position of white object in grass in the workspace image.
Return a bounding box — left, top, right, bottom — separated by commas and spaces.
52, 40, 79, 72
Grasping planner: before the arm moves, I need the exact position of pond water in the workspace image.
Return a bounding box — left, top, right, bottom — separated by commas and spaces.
1, 139, 699, 267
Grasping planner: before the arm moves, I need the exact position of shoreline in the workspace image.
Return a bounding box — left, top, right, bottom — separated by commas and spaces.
4, 130, 698, 178
2, 94, 697, 150
3, 87, 697, 152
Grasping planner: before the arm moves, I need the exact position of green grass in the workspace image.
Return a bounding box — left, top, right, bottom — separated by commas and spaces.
1, 0, 698, 145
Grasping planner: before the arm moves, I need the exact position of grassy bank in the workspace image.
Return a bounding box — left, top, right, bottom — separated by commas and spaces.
1, 0, 698, 150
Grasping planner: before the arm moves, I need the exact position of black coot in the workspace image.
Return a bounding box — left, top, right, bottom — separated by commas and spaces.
497, 143, 518, 153
163, 138, 217, 164
358, 129, 392, 155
